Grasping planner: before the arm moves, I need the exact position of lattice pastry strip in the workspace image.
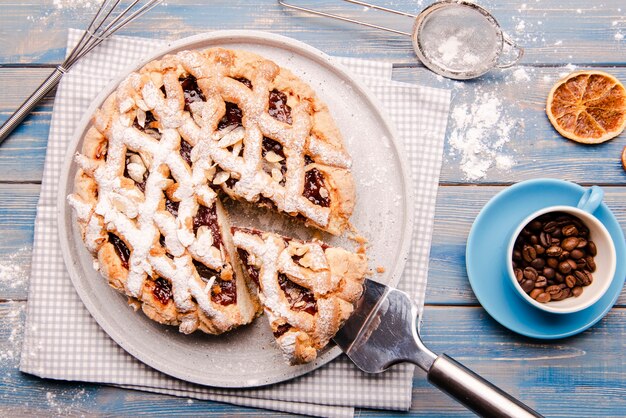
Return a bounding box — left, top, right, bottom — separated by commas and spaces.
232, 227, 367, 364
68, 69, 261, 335
172, 48, 356, 235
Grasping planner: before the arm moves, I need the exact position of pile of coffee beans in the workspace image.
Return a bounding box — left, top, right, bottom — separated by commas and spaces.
512, 212, 597, 303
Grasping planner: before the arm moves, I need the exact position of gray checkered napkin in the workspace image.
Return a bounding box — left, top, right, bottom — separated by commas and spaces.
20, 29, 451, 417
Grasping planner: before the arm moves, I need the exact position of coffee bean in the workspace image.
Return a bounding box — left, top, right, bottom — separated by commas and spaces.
512, 249, 522, 261
574, 270, 591, 286
546, 246, 562, 257
521, 279, 535, 293
561, 237, 579, 251
588, 241, 597, 256
546, 284, 564, 299
514, 268, 523, 283
535, 276, 547, 288
558, 261, 572, 274
562, 225, 578, 237
531, 258, 546, 269
529, 220, 543, 231
572, 286, 583, 297
530, 235, 539, 245
536, 292, 551, 303
576, 238, 588, 248
543, 267, 556, 279
559, 251, 570, 261
555, 272, 565, 283
547, 257, 559, 268
543, 221, 558, 233
539, 232, 550, 247
530, 288, 543, 299
585, 256, 596, 272
553, 287, 571, 301
522, 245, 537, 262
570, 249, 585, 260
576, 258, 587, 269
523, 267, 538, 281
565, 275, 576, 288
534, 244, 545, 255
566, 259, 578, 271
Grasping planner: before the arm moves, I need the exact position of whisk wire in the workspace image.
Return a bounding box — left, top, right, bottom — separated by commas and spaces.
0, 0, 162, 145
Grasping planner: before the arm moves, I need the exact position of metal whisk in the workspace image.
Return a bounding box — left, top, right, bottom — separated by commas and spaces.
0, 0, 162, 145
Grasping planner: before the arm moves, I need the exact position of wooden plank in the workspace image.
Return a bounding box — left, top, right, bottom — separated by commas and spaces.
0, 1, 624, 65
0, 184, 38, 301
0, 68, 55, 182
3, 66, 626, 184
1, 183, 623, 307
392, 65, 626, 184
2, 302, 625, 416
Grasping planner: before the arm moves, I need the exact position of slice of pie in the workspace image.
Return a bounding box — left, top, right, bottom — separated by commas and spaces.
232, 227, 367, 364
68, 89, 261, 336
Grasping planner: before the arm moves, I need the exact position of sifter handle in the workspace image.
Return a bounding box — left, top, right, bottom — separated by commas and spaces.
427, 354, 542, 418
495, 34, 525, 68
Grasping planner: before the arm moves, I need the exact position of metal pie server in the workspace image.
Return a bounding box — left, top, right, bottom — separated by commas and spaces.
333, 279, 543, 417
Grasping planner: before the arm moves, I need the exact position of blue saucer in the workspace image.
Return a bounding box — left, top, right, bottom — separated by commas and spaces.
466, 178, 626, 339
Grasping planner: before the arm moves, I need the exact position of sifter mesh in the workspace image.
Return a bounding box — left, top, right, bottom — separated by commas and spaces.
413, 2, 503, 79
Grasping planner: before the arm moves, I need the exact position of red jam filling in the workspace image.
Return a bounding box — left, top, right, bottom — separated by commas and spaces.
218, 102, 243, 130
179, 139, 193, 165
133, 110, 157, 131
237, 248, 260, 286
192, 204, 223, 249
124, 152, 147, 192
278, 273, 317, 315
268, 89, 292, 124
164, 196, 179, 217
193, 260, 236, 306
179, 75, 206, 112
273, 323, 292, 338
235, 77, 253, 89
303, 168, 329, 207
108, 233, 130, 269
152, 277, 172, 305
262, 137, 287, 184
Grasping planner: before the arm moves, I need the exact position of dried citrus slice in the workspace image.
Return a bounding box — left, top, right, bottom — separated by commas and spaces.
546, 70, 626, 144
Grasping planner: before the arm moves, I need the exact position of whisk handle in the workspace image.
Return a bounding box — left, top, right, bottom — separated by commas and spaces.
0, 66, 66, 146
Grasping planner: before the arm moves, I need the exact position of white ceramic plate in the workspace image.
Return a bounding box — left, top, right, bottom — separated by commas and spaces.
58, 31, 413, 388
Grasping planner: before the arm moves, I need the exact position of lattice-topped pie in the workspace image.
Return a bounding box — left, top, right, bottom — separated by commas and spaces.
233, 227, 367, 364
67, 47, 365, 361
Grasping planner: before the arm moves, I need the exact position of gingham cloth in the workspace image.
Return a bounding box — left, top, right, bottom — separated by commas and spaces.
20, 29, 451, 417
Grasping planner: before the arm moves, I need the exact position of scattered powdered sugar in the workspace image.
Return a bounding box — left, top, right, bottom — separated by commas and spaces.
0, 302, 25, 364
0, 247, 31, 290
447, 91, 517, 181
53, 0, 94, 9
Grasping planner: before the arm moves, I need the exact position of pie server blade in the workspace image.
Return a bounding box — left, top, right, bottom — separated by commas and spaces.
333, 279, 543, 417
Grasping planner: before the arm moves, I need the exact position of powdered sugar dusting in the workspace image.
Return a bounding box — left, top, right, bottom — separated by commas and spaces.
0, 247, 31, 290
448, 91, 517, 181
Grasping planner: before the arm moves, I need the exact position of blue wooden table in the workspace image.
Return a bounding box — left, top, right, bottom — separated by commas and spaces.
1, 0, 625, 416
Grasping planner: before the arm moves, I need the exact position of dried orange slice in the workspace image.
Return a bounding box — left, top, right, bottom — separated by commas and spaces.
546, 70, 626, 144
